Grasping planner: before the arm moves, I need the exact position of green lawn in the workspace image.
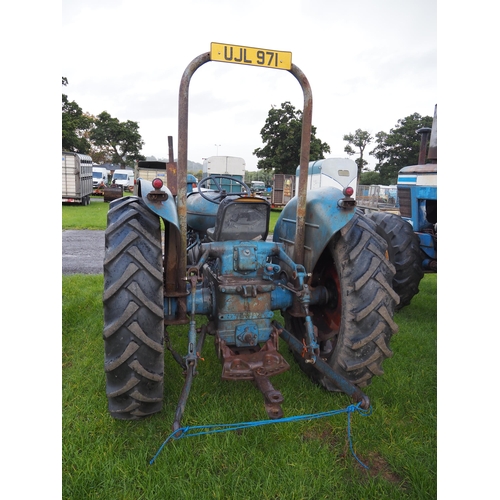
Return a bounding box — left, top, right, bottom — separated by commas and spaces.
62, 273, 437, 499
62, 196, 281, 232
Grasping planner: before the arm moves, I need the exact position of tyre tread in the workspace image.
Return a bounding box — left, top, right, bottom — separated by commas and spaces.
103, 197, 164, 420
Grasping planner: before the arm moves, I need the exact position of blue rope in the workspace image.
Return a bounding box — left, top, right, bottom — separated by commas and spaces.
149, 402, 372, 468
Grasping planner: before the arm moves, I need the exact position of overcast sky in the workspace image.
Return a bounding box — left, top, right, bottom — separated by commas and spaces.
62, 0, 437, 171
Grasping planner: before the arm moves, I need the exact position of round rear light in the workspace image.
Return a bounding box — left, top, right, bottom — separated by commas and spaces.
152, 178, 163, 189
344, 186, 354, 197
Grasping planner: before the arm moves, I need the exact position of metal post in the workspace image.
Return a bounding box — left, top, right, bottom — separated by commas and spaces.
177, 52, 211, 300
289, 64, 313, 267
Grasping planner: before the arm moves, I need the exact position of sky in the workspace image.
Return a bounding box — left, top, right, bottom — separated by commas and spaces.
61, 0, 437, 171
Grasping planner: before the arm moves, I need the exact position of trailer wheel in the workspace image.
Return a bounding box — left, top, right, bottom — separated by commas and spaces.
285, 212, 400, 391
364, 211, 424, 310
103, 196, 164, 420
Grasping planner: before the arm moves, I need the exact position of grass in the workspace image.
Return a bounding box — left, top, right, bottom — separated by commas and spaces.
62, 274, 436, 499
63, 198, 112, 230
62, 196, 281, 232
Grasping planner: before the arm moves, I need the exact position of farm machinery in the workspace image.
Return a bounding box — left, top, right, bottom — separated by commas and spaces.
362, 105, 437, 310
396, 104, 437, 274
102, 44, 399, 429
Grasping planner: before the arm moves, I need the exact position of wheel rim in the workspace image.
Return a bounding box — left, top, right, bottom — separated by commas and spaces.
310, 254, 341, 347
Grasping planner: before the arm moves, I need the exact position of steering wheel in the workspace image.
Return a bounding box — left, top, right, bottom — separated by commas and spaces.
197, 175, 251, 204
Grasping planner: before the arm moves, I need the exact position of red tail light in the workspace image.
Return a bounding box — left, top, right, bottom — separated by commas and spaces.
344, 186, 354, 197
152, 178, 164, 189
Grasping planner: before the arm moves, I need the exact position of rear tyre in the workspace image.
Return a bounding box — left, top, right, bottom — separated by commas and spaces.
285, 212, 400, 391
103, 196, 164, 420
364, 211, 424, 310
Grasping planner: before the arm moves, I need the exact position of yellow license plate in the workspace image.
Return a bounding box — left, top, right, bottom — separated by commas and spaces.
210, 42, 292, 70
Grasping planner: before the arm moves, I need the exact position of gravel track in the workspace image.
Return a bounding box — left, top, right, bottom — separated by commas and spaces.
62, 230, 105, 275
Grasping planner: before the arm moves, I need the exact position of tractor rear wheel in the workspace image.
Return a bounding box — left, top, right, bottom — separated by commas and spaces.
285, 212, 400, 391
364, 211, 424, 310
103, 196, 164, 420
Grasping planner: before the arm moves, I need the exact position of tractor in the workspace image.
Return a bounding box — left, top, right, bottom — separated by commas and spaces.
102, 44, 399, 429
363, 104, 437, 310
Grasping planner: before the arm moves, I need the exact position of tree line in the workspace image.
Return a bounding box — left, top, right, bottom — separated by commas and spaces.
253, 101, 432, 185
63, 77, 432, 184
62, 77, 145, 168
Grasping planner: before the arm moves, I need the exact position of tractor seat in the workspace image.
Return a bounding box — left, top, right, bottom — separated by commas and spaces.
206, 196, 271, 241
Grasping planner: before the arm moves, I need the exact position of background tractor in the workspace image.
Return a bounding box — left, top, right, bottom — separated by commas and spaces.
363, 104, 437, 309
102, 44, 400, 428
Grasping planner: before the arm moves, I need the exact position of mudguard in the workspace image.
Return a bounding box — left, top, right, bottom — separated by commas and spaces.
272, 186, 355, 273
137, 178, 180, 231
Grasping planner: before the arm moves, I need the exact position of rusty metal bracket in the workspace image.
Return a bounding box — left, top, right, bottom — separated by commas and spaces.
273, 321, 370, 410
216, 330, 289, 381
215, 330, 289, 419
252, 372, 284, 419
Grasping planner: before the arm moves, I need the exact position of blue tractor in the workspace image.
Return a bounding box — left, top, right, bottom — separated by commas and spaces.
102, 45, 400, 427
364, 105, 436, 309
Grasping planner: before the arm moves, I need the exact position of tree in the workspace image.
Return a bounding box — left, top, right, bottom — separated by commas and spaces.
370, 113, 432, 184
359, 170, 381, 185
90, 111, 145, 168
62, 77, 93, 153
253, 102, 331, 175
343, 129, 373, 181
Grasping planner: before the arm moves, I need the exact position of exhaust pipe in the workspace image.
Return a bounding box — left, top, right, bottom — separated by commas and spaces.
416, 104, 437, 165
427, 104, 437, 163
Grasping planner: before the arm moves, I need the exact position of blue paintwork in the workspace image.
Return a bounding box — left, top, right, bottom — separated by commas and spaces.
196, 241, 298, 346
272, 186, 355, 273
399, 185, 437, 232
187, 174, 198, 193
186, 191, 219, 233
418, 232, 436, 259
397, 175, 417, 184
180, 240, 313, 347
137, 178, 180, 229
397, 163, 437, 270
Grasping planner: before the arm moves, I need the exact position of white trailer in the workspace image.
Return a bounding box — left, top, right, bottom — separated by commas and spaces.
135, 161, 168, 183
62, 151, 93, 205
271, 174, 296, 207
202, 156, 246, 193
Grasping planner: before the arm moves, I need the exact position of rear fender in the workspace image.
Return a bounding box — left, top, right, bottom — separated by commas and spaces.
137, 178, 179, 231
273, 186, 355, 272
